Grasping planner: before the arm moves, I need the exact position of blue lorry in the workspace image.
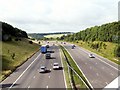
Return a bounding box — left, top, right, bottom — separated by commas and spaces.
40, 45, 47, 53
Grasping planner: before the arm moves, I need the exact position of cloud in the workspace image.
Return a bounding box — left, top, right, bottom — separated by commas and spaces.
0, 0, 119, 33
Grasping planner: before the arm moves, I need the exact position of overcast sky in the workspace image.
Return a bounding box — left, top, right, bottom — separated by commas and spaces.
0, 0, 119, 33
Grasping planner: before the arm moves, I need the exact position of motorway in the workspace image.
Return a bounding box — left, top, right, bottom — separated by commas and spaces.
1, 41, 119, 89
1, 42, 66, 89
63, 43, 119, 89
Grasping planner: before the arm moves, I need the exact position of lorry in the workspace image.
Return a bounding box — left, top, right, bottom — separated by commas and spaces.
40, 45, 47, 53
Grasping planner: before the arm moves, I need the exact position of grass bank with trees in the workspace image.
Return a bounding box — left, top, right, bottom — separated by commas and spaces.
0, 21, 40, 81
60, 21, 120, 65
1, 38, 40, 81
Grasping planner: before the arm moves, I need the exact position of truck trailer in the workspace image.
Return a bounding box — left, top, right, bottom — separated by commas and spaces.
40, 45, 47, 53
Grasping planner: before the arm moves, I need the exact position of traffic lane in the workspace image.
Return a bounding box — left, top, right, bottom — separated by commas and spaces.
64, 45, 106, 88
29, 46, 54, 88
64, 44, 119, 72
66, 43, 119, 70
29, 57, 52, 88
9, 52, 44, 88
70, 45, 118, 76
72, 45, 119, 75
48, 45, 65, 88
1, 50, 41, 88
64, 45, 118, 88
76, 46, 119, 70
29, 45, 65, 88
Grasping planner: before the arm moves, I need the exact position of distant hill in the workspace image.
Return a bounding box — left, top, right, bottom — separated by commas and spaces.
28, 32, 73, 39
0, 21, 28, 41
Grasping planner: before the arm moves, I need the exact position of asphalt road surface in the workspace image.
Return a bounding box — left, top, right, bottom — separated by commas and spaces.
63, 43, 119, 89
1, 42, 66, 89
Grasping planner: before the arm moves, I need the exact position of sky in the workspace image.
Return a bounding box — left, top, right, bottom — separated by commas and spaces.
0, 0, 119, 33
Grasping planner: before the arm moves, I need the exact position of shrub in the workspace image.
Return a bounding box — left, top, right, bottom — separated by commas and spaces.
114, 45, 120, 57
29, 41, 33, 44
15, 38, 19, 41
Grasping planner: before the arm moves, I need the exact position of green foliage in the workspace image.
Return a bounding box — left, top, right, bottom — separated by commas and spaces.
114, 45, 120, 57
1, 39, 39, 80
61, 21, 120, 43
11, 53, 15, 59
1, 22, 28, 41
29, 41, 33, 44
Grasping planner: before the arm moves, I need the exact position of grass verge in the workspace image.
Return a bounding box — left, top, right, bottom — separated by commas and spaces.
60, 49, 72, 90
60, 45, 90, 89
0, 38, 40, 81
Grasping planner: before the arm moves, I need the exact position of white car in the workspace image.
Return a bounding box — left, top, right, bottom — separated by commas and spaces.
39, 66, 47, 73
53, 63, 59, 70
89, 54, 95, 58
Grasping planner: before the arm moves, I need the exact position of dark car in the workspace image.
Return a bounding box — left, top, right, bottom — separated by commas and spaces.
46, 53, 51, 59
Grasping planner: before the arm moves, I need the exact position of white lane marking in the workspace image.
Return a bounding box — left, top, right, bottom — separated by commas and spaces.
105, 82, 108, 85
8, 53, 41, 89
77, 46, 119, 71
63, 46, 93, 89
96, 73, 99, 76
96, 62, 97, 65
111, 73, 114, 76
33, 76, 36, 79
90, 66, 92, 69
48, 76, 50, 78
46, 85, 48, 88
28, 86, 30, 88
59, 49, 67, 89
96, 57, 119, 71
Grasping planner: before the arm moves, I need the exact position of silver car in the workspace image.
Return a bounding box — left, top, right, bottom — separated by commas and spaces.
89, 54, 95, 58
53, 63, 59, 70
39, 66, 47, 73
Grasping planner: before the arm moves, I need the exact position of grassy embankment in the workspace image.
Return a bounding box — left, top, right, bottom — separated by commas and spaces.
0, 38, 40, 81
60, 45, 90, 89
44, 34, 64, 38
71, 41, 120, 65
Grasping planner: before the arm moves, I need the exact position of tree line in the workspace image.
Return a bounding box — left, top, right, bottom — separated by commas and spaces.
60, 21, 120, 57
61, 21, 120, 43
1, 21, 28, 41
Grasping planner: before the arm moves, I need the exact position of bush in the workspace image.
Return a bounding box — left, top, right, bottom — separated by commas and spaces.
29, 41, 33, 44
15, 38, 19, 41
114, 45, 120, 57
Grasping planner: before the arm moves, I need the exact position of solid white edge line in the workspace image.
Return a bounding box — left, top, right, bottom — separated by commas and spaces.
77, 45, 119, 71
28, 86, 30, 88
95, 57, 119, 71
59, 49, 67, 89
8, 53, 41, 89
46, 85, 48, 88
63, 46, 94, 89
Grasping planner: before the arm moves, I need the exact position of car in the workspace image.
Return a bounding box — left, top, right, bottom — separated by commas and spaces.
72, 45, 75, 49
53, 63, 59, 70
39, 66, 47, 73
89, 54, 95, 58
73, 45, 75, 47
46, 44, 49, 48
46, 53, 51, 59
